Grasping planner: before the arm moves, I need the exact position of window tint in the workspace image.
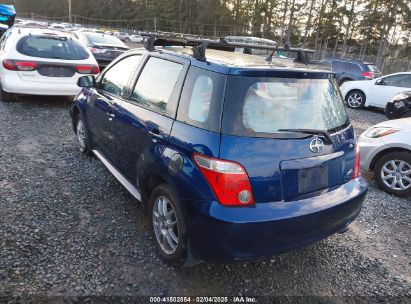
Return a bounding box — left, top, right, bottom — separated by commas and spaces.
177, 67, 225, 132
343, 62, 361, 71
222, 77, 348, 137
100, 55, 142, 97
86, 33, 127, 48
383, 74, 411, 88
131, 57, 183, 115
16, 35, 89, 60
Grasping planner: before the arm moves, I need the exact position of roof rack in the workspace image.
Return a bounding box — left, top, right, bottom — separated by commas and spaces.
143, 33, 314, 64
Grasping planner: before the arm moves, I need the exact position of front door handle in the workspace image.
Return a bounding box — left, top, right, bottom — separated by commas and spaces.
148, 128, 163, 140
107, 112, 115, 121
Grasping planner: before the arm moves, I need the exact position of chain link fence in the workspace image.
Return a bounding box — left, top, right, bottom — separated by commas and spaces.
17, 13, 411, 75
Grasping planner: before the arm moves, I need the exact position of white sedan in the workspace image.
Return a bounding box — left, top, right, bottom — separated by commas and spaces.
0, 27, 99, 101
341, 72, 411, 109
130, 35, 144, 43
358, 118, 411, 197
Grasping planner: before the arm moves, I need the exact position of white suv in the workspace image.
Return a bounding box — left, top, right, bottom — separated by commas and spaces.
0, 27, 99, 101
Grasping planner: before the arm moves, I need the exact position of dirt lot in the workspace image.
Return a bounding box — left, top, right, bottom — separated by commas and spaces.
0, 96, 410, 303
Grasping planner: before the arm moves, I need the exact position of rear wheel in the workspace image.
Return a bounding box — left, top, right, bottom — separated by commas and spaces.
374, 152, 411, 197
150, 184, 187, 266
346, 90, 366, 109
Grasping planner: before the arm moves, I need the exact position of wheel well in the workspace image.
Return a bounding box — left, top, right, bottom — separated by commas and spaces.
339, 78, 353, 85
370, 147, 411, 171
141, 173, 167, 209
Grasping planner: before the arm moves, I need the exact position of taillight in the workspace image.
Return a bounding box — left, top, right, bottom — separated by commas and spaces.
361, 71, 374, 79
193, 153, 254, 207
352, 145, 361, 179
15, 61, 37, 71
3, 60, 37, 71
2, 59, 16, 70
76, 65, 99, 74
90, 47, 105, 54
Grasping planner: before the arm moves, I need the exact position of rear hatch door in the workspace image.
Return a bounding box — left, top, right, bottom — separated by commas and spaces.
220, 73, 356, 203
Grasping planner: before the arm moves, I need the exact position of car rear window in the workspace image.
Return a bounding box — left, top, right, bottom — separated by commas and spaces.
86, 33, 127, 48
222, 77, 349, 137
16, 35, 89, 60
366, 64, 380, 73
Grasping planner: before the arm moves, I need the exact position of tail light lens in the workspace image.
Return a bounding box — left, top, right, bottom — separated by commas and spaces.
193, 153, 254, 207
90, 47, 105, 54
76, 65, 100, 74
352, 145, 361, 179
2, 59, 16, 70
361, 71, 374, 79
3, 60, 37, 71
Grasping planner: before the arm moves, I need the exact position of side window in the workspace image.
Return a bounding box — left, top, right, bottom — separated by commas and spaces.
177, 67, 225, 132
383, 74, 411, 88
131, 57, 183, 115
332, 61, 343, 71
100, 55, 142, 97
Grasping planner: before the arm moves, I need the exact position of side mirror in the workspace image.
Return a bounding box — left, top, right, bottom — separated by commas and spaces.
375, 78, 384, 85
77, 75, 95, 88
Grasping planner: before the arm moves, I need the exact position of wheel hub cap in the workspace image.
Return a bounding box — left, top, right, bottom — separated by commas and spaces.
381, 160, 411, 191
152, 196, 179, 255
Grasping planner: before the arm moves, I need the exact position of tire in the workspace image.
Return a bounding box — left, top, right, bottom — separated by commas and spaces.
400, 111, 411, 119
75, 115, 92, 156
150, 184, 187, 266
0, 84, 14, 102
374, 151, 411, 197
346, 90, 366, 109
125, 38, 130, 43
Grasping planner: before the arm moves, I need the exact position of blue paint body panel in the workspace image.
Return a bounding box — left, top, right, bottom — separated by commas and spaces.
71, 48, 368, 262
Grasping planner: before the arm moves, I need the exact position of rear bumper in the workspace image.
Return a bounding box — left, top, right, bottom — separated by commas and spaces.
1, 73, 81, 96
185, 177, 368, 262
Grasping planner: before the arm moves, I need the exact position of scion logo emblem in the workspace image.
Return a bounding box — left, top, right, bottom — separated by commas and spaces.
310, 138, 325, 153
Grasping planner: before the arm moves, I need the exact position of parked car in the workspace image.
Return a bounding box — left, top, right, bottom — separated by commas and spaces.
130, 35, 144, 43
113, 31, 130, 42
341, 72, 411, 109
358, 118, 411, 197
385, 91, 411, 120
0, 27, 99, 101
321, 58, 381, 86
70, 43, 367, 264
75, 32, 129, 68
49, 23, 70, 31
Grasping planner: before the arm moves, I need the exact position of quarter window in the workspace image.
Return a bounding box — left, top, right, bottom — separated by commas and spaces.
131, 57, 183, 115
100, 55, 142, 97
177, 67, 225, 132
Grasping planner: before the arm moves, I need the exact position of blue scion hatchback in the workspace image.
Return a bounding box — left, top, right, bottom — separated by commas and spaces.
70, 41, 368, 265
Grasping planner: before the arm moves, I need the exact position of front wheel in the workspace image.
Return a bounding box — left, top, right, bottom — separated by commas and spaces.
150, 184, 187, 266
346, 90, 366, 109
374, 152, 411, 197
75, 116, 92, 156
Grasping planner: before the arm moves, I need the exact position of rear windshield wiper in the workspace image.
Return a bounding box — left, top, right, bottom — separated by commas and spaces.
277, 128, 332, 144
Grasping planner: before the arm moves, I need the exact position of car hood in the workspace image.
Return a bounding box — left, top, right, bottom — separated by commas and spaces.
375, 117, 411, 130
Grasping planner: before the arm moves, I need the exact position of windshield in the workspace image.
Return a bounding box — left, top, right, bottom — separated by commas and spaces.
86, 33, 127, 48
222, 77, 349, 137
17, 35, 89, 60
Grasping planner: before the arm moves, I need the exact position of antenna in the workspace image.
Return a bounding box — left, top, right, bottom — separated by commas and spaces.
266, 43, 290, 62
192, 42, 208, 61
144, 34, 156, 52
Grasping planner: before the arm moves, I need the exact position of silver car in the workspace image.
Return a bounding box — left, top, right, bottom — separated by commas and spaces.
358, 118, 411, 197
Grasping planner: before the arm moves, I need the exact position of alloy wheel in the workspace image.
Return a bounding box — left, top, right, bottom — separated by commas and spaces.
347, 92, 363, 108
76, 120, 86, 152
380, 160, 411, 191
152, 196, 179, 255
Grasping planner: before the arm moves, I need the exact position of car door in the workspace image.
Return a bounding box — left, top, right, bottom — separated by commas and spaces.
112, 54, 189, 183
369, 74, 411, 107
86, 54, 142, 164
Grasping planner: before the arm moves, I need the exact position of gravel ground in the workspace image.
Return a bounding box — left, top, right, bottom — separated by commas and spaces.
0, 97, 410, 303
